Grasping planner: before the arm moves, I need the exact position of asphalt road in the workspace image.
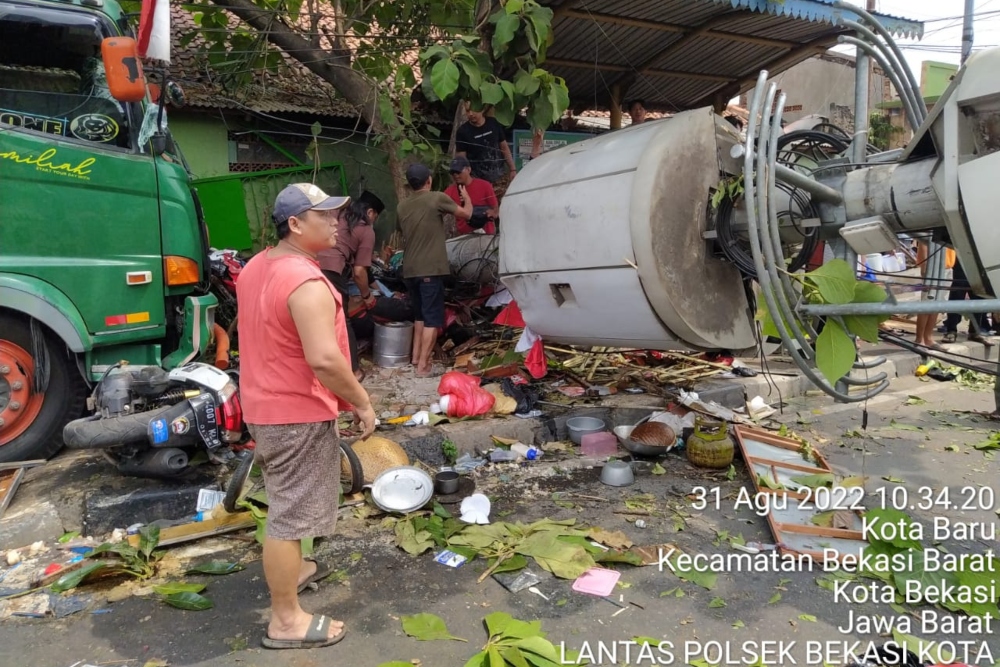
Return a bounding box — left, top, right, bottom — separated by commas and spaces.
2, 373, 998, 667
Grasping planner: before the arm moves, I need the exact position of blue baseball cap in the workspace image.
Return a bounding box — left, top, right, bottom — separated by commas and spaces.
272, 183, 350, 224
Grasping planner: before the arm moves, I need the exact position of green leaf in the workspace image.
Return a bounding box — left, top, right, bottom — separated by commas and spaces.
516, 531, 595, 579
799, 614, 817, 622
162, 592, 214, 611
152, 582, 206, 595
904, 395, 927, 406
493, 96, 516, 127
893, 631, 954, 665
789, 473, 834, 489
485, 611, 514, 638
431, 59, 461, 100
805, 259, 856, 304
889, 419, 923, 431
651, 463, 666, 475
456, 55, 483, 90
733, 619, 745, 628
516, 636, 560, 662
378, 663, 416, 667
58, 531, 80, 544
51, 562, 107, 593
854, 280, 888, 304
138, 525, 160, 560
433, 502, 453, 519
863, 508, 922, 550
514, 69, 540, 96
815, 320, 856, 383
883, 475, 906, 483
768, 592, 782, 604
463, 652, 489, 667
185, 561, 245, 575
395, 518, 435, 555
421, 45, 450, 63
492, 14, 520, 56
401, 612, 467, 642
708, 597, 726, 608
480, 82, 504, 105
506, 0, 525, 13
491, 553, 529, 574
635, 636, 664, 646
843, 314, 882, 343
672, 559, 717, 590
310, 121, 322, 138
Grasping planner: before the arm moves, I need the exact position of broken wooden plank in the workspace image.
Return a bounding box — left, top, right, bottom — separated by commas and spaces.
127, 512, 256, 549
0, 468, 26, 520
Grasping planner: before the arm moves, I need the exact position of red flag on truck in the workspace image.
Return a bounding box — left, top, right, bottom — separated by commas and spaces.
138, 0, 171, 63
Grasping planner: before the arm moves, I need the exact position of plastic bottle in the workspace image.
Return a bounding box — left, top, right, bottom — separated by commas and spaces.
511, 443, 542, 460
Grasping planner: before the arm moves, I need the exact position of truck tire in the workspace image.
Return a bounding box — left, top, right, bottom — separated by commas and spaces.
0, 314, 86, 463
62, 405, 173, 450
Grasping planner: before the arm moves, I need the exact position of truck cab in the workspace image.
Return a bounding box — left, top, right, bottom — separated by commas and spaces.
0, 0, 216, 461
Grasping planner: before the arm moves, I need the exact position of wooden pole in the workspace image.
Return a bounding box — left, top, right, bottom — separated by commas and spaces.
610, 84, 623, 129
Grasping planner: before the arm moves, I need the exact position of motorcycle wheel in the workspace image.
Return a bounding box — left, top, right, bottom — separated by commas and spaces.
62, 405, 173, 449
223, 450, 256, 513
340, 440, 364, 496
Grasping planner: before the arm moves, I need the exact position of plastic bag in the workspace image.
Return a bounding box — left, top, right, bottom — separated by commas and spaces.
438, 372, 495, 418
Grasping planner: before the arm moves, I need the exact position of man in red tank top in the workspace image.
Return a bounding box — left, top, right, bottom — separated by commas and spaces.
237, 183, 376, 650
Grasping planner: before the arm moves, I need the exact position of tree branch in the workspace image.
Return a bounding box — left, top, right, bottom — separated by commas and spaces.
208, 0, 376, 123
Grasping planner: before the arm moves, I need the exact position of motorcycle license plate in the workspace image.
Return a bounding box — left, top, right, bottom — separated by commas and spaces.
189, 393, 222, 450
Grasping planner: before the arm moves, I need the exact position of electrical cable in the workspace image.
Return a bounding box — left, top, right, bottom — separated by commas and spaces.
878, 331, 998, 376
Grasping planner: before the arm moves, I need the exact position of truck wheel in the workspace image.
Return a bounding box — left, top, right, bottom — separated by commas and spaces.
0, 314, 86, 462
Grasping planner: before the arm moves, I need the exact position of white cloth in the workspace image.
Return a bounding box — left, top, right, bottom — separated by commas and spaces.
515, 326, 540, 353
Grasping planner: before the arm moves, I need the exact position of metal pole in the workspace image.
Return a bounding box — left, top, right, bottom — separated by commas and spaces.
801, 298, 1000, 317
774, 164, 844, 203
961, 0, 975, 64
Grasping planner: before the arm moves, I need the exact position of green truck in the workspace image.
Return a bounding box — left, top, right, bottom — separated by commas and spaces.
0, 0, 217, 462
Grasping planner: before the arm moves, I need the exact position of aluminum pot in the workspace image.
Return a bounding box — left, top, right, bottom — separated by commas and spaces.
373, 322, 413, 368
567, 416, 606, 445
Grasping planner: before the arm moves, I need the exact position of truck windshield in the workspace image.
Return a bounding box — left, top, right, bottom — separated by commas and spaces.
0, 5, 132, 149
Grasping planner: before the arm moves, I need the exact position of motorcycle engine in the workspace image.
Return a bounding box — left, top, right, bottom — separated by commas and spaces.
97, 365, 172, 417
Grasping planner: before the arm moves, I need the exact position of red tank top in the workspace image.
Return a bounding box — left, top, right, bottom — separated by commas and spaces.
236, 249, 352, 424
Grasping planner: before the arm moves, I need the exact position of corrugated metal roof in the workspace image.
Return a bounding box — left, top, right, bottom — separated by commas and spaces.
540, 0, 923, 112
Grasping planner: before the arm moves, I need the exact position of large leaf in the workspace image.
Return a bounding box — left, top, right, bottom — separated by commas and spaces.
138, 525, 160, 560
516, 636, 560, 662
815, 320, 855, 383
892, 631, 953, 664
514, 69, 540, 96
492, 14, 520, 56
491, 553, 529, 574
456, 53, 483, 90
480, 82, 504, 105
502, 647, 533, 667
50, 562, 108, 593
162, 592, 214, 611
185, 561, 245, 575
395, 518, 435, 555
863, 508, 922, 550
805, 259, 856, 304
854, 279, 888, 304
844, 314, 881, 343
430, 59, 461, 100
516, 531, 595, 579
401, 612, 467, 642
152, 582, 206, 596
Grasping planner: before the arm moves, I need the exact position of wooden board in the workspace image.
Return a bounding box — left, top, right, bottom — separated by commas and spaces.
0, 468, 25, 520
127, 511, 256, 549
733, 425, 866, 563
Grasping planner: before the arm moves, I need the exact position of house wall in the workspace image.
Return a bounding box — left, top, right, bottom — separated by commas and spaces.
740, 53, 890, 132
169, 111, 400, 248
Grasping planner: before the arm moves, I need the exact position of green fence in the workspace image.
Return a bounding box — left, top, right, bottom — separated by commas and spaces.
193, 163, 348, 252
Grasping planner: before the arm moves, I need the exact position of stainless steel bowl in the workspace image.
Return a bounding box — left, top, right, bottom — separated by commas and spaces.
567, 417, 607, 445
600, 460, 635, 486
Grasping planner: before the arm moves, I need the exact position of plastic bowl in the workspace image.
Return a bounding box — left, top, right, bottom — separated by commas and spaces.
567, 416, 607, 445
600, 460, 635, 487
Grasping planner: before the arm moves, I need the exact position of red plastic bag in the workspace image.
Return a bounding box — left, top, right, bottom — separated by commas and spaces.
438, 372, 495, 418
525, 338, 547, 379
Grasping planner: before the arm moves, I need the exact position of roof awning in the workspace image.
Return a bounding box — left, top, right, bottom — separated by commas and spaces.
542, 0, 924, 112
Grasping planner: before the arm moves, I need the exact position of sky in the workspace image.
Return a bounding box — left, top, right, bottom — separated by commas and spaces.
835, 0, 1000, 76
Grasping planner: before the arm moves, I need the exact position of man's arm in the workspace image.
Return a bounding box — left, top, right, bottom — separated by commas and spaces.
443, 191, 473, 221
354, 228, 376, 300
500, 139, 516, 175
288, 280, 375, 436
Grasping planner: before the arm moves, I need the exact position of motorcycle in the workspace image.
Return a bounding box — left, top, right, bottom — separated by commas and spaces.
62, 362, 245, 479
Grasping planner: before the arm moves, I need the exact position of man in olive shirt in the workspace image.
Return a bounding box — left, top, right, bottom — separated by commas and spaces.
397, 163, 473, 377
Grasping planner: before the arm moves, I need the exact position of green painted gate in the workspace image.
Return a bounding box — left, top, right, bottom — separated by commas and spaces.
193, 163, 347, 251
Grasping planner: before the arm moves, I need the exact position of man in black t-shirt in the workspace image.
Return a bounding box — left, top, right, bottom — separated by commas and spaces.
455, 103, 517, 188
